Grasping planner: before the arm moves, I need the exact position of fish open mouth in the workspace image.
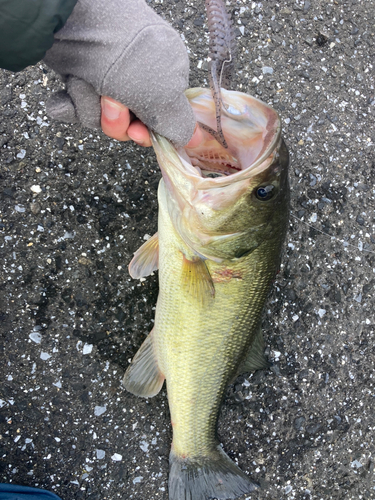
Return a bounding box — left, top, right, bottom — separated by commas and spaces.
183, 88, 281, 180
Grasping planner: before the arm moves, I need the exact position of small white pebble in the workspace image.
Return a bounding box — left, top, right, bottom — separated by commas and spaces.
17, 149, 26, 159
29, 333, 42, 344
140, 440, 149, 453
30, 185, 42, 194
82, 343, 93, 355
94, 405, 107, 416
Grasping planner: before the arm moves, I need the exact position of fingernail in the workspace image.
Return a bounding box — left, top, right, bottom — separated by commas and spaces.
128, 132, 144, 146
129, 137, 145, 147
102, 98, 122, 121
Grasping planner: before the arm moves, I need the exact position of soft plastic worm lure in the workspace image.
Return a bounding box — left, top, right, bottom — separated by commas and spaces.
200, 0, 236, 149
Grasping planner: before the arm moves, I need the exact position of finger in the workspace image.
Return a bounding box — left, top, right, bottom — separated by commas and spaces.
68, 77, 101, 128
186, 123, 203, 148
46, 90, 78, 124
101, 96, 131, 141
127, 120, 152, 147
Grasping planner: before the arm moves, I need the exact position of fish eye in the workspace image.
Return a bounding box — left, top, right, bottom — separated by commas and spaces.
255, 185, 275, 201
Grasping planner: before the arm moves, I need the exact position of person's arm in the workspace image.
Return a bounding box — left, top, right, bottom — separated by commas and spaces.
0, 0, 77, 72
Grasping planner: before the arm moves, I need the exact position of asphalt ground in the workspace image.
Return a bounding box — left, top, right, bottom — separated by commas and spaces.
1, 0, 375, 499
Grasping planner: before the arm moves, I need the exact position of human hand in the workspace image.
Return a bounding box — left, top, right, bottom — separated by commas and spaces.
101, 96, 203, 148
44, 0, 197, 147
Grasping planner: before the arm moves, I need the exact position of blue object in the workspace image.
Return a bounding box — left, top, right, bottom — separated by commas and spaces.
0, 484, 62, 500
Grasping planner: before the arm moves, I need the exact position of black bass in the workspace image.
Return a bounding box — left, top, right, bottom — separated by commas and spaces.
124, 86, 290, 500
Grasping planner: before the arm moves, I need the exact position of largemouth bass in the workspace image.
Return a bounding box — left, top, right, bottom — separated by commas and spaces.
123, 87, 290, 500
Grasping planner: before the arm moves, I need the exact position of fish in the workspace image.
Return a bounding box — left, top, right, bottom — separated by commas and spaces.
123, 86, 290, 500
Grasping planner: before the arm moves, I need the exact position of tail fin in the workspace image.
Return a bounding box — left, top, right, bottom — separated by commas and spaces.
169, 446, 258, 500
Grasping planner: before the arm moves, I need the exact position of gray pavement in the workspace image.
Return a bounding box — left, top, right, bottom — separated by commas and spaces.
1, 1, 375, 499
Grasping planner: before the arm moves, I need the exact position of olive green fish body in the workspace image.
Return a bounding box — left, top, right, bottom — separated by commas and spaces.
124, 89, 289, 500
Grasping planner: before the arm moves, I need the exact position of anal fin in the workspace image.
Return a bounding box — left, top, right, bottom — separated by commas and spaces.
122, 329, 164, 398
128, 232, 159, 279
237, 327, 270, 376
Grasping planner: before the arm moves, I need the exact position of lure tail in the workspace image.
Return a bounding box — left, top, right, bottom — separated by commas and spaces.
169, 446, 258, 500
202, 0, 236, 149
205, 0, 236, 89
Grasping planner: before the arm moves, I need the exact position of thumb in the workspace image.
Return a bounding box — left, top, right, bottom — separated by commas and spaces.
101, 97, 132, 142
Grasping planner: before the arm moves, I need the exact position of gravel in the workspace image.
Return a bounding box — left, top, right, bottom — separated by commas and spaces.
1, 1, 375, 499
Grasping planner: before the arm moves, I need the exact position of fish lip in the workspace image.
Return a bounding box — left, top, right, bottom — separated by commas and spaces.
150, 130, 282, 192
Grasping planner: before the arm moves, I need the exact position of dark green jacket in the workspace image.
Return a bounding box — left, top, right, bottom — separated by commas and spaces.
0, 0, 77, 72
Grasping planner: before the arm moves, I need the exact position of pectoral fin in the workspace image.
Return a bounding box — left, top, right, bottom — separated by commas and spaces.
182, 255, 215, 304
237, 327, 270, 375
122, 329, 165, 398
128, 232, 159, 279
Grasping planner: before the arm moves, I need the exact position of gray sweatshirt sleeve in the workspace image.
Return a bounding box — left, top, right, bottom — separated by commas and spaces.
44, 0, 196, 146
